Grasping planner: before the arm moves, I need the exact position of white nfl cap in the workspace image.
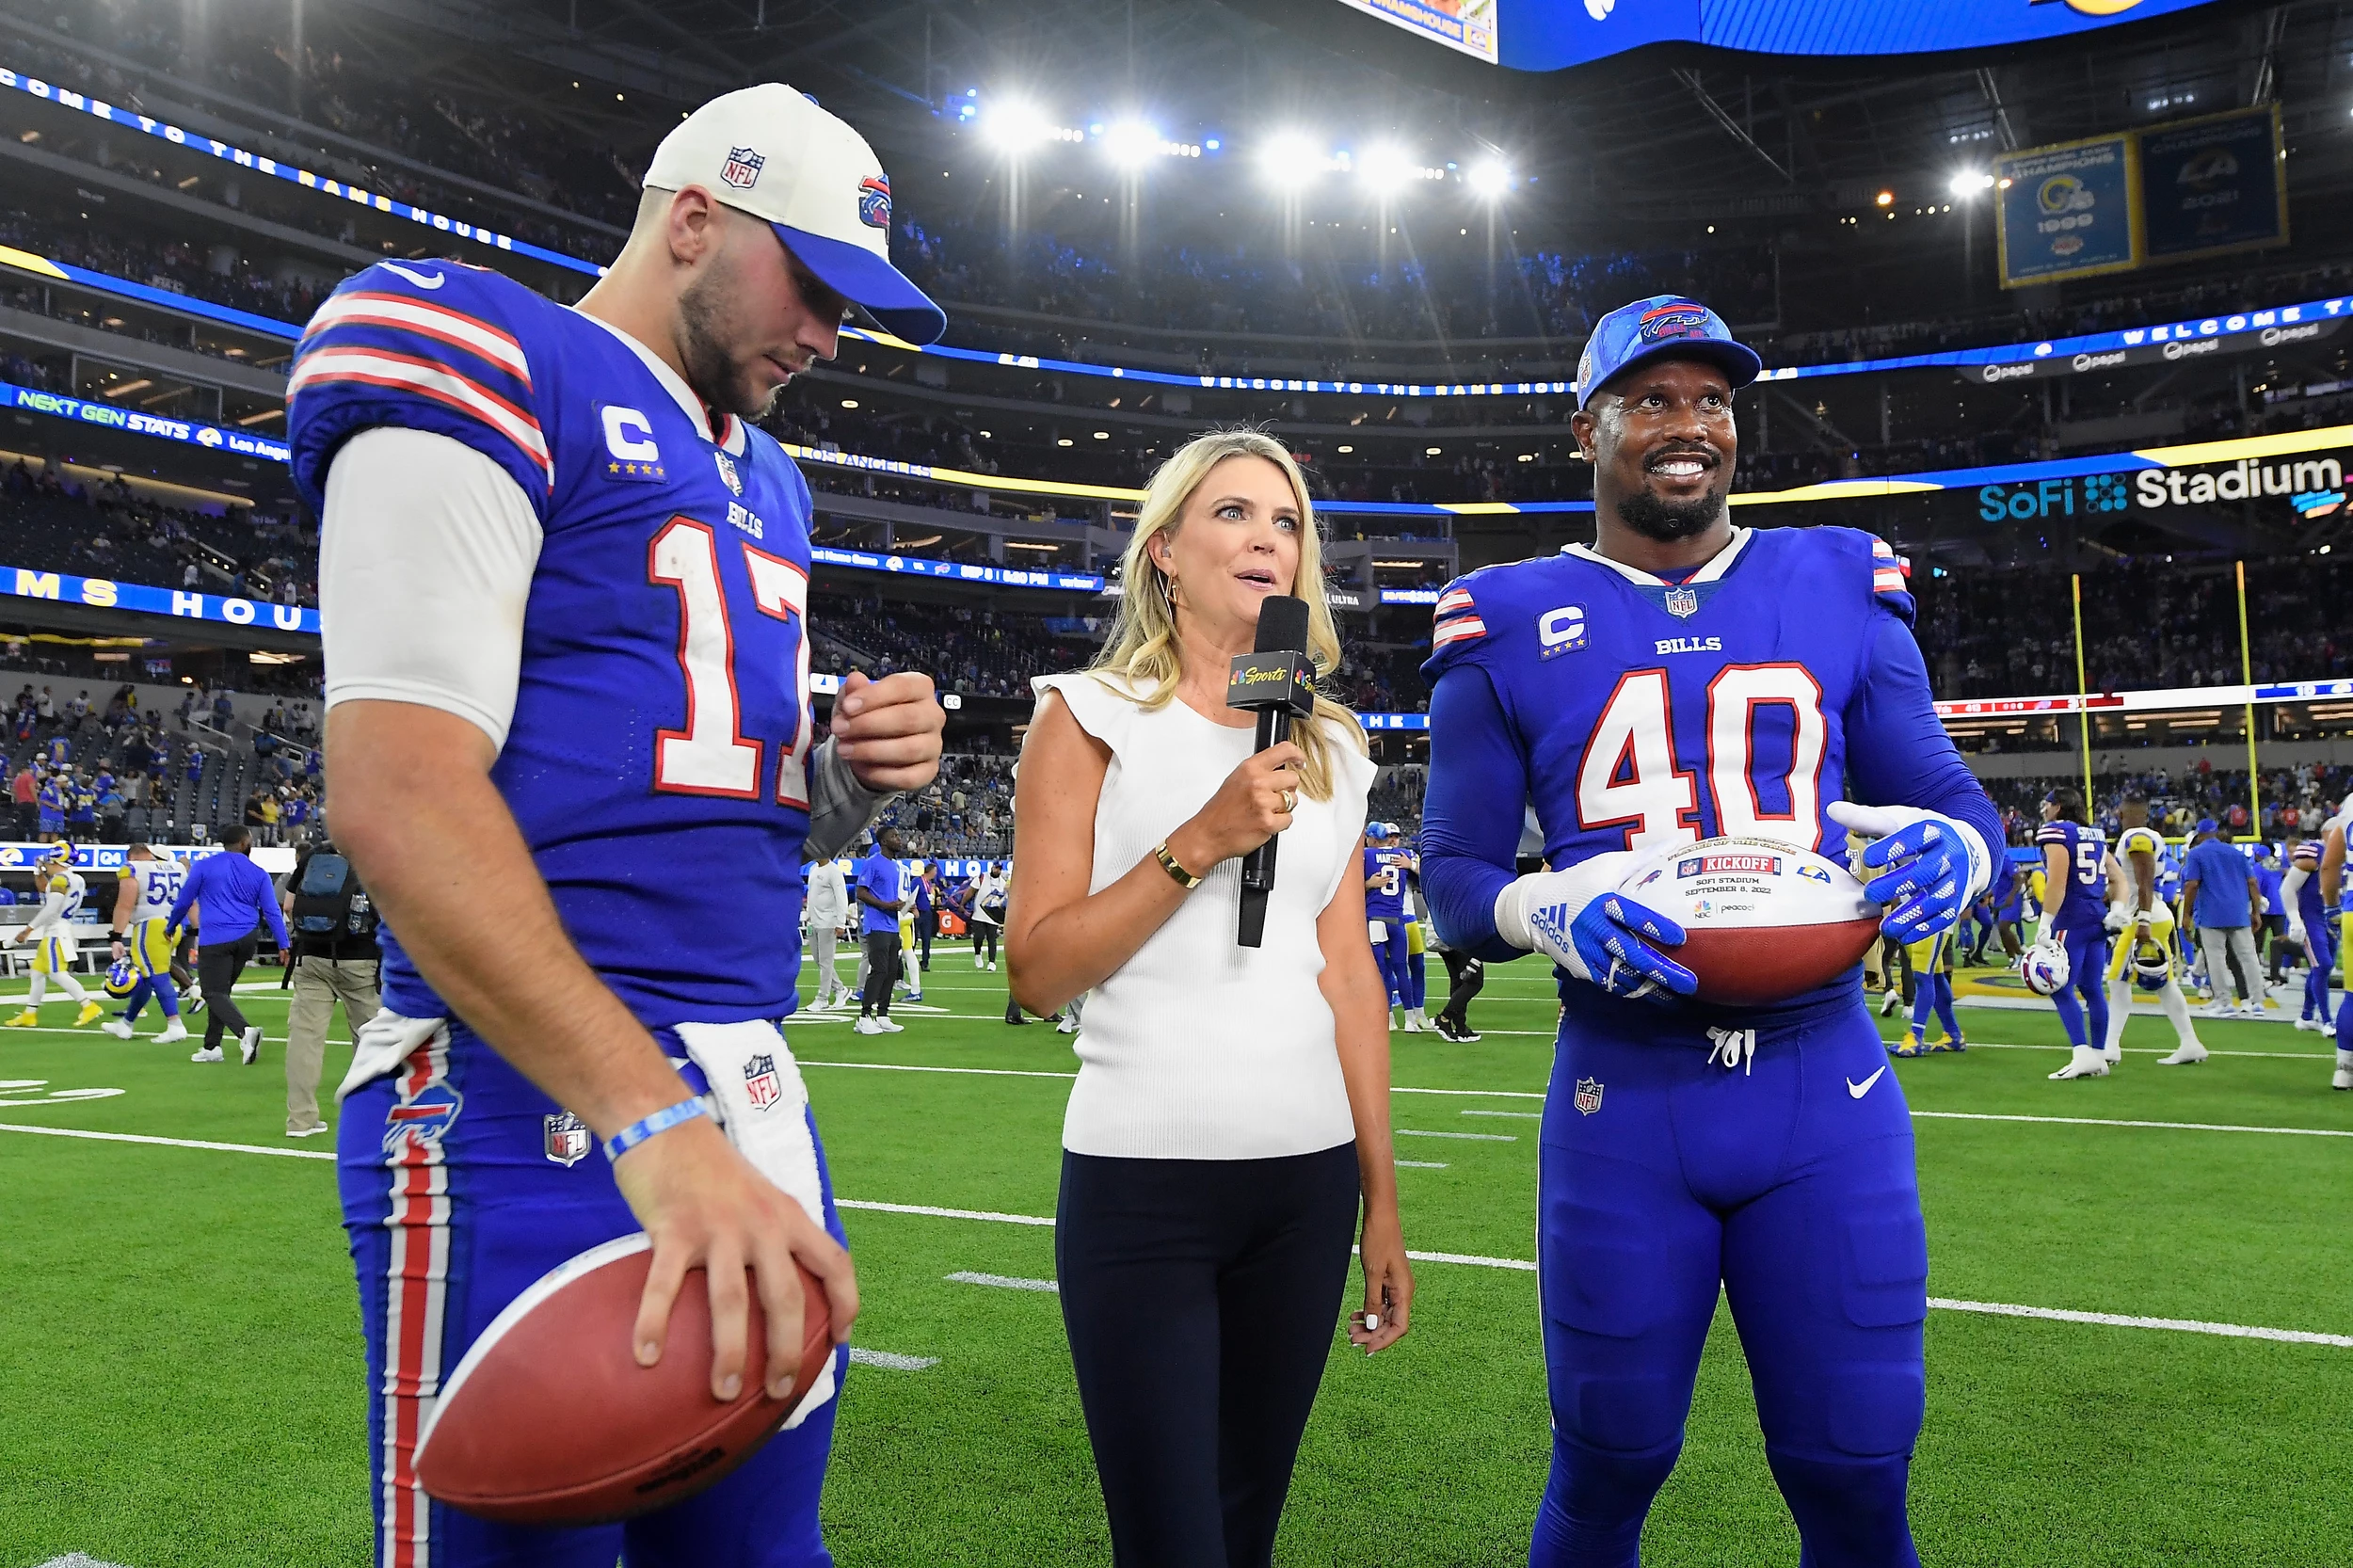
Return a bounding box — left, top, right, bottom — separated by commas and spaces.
646, 83, 947, 345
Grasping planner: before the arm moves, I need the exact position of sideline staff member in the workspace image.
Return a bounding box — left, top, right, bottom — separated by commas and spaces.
168, 824, 291, 1065
280, 837, 381, 1137
1008, 428, 1409, 1568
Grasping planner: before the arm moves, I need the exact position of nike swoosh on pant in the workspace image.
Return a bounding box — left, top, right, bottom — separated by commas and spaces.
1847, 1065, 1887, 1098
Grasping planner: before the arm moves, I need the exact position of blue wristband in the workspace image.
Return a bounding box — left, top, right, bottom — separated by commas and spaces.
601, 1096, 712, 1163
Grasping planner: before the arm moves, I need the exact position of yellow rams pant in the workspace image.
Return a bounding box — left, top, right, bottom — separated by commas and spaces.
29, 936, 72, 974
2106, 906, 2177, 984
129, 919, 176, 978
1405, 920, 1427, 956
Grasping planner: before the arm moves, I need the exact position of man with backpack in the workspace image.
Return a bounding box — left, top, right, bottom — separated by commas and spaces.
280, 832, 379, 1138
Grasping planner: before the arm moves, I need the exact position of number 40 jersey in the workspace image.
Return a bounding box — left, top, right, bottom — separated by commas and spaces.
1418, 524, 2003, 1024
288, 260, 819, 1029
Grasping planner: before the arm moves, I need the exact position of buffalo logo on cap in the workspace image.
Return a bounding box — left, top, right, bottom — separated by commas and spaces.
721, 146, 766, 189
1636, 302, 1712, 344
857, 174, 891, 229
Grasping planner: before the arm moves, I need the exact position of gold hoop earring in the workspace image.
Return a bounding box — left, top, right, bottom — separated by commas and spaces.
1161, 571, 1179, 614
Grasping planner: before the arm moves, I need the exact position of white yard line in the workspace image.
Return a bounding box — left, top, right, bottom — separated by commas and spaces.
1395, 1128, 1516, 1142
1395, 1160, 1449, 1169
5, 1122, 2345, 1349
1462, 1110, 1543, 1120
946, 1271, 1058, 1293
1913, 1110, 2353, 1139
848, 1348, 938, 1370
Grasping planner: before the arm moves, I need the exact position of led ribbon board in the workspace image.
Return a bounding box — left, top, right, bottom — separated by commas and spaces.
1339, 0, 2221, 72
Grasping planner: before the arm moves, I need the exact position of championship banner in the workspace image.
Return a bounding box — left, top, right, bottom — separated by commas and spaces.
1996, 134, 2141, 288
2137, 106, 2288, 264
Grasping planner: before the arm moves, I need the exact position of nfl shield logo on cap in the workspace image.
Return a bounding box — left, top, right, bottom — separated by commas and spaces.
721, 146, 765, 188
1575, 1077, 1605, 1115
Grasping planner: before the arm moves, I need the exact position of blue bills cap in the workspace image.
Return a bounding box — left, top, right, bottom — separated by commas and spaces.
1576, 295, 1763, 410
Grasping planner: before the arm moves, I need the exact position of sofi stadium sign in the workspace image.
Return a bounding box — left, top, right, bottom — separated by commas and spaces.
1976, 450, 2348, 522
0, 565, 319, 634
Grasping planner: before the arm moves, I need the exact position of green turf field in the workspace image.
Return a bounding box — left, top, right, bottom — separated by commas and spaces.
3, 954, 2350, 1567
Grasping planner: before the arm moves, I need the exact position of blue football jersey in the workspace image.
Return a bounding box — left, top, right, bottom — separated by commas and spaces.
1364, 846, 1408, 920
289, 260, 819, 1026
1418, 525, 2002, 1022
2033, 820, 2108, 933
2294, 840, 2331, 926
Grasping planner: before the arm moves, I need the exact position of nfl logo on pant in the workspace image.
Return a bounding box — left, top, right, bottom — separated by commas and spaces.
744, 1053, 784, 1112
542, 1111, 591, 1167
1574, 1077, 1605, 1115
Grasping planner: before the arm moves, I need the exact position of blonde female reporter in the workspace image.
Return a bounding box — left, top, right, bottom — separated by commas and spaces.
1006, 428, 1409, 1568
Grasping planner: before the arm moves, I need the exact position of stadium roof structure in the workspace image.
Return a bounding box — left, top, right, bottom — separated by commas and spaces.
345, 0, 2353, 231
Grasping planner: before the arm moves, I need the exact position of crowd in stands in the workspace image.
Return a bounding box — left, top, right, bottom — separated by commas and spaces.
0, 208, 327, 332
0, 673, 321, 857
3, 2, 634, 259
1915, 555, 2353, 703
1979, 760, 2353, 848
3, 459, 317, 604
880, 750, 1014, 858
808, 591, 1101, 701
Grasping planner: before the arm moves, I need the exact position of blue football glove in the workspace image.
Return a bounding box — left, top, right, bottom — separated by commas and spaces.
1827, 801, 1992, 945
1494, 851, 1697, 1004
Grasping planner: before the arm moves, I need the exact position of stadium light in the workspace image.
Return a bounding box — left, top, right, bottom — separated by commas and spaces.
1948, 171, 1995, 198
1358, 144, 1418, 193
1103, 120, 1161, 168
1465, 159, 1513, 198
1258, 131, 1332, 189
982, 99, 1078, 152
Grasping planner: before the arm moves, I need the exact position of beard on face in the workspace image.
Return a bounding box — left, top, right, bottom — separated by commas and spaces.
678, 260, 780, 423
1615, 485, 1722, 541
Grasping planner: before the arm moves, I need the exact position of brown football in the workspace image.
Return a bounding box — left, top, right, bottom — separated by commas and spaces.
416, 1234, 834, 1525
1615, 836, 1882, 1006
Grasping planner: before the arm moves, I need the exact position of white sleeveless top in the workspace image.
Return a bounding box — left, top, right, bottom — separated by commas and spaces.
1032, 670, 1374, 1160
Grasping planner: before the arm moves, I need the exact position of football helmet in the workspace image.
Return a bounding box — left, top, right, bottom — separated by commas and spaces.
2021, 939, 2072, 997
2130, 936, 2173, 992
103, 958, 139, 999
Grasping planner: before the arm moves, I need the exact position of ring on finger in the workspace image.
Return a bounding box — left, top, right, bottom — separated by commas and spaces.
1280, 788, 1297, 813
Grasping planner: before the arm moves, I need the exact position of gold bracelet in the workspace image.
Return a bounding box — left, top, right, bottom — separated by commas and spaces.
1152, 840, 1203, 890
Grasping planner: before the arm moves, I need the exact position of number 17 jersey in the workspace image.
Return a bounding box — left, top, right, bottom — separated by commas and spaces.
288, 260, 818, 1028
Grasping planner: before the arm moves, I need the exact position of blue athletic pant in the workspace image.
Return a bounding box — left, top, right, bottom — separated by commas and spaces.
340, 1019, 846, 1568
1405, 950, 1427, 1012
1907, 972, 1959, 1044
1370, 919, 1410, 1009
2301, 922, 2335, 1022
2047, 928, 2110, 1050
1531, 999, 1925, 1568
117, 973, 183, 1020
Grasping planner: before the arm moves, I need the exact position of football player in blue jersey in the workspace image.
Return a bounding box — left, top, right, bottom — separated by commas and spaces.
1363, 823, 1417, 1030
292, 86, 946, 1568
1420, 295, 2000, 1568
2281, 834, 2334, 1034
2035, 789, 2116, 1080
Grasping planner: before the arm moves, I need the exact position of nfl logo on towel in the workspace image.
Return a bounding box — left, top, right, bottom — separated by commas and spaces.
744, 1053, 784, 1112
1574, 1077, 1604, 1115
543, 1111, 592, 1167
721, 146, 766, 188
1664, 586, 1700, 619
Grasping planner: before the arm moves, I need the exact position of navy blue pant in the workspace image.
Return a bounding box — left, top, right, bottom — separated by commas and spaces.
1057, 1143, 1360, 1568
340, 1021, 847, 1568
1531, 999, 1926, 1568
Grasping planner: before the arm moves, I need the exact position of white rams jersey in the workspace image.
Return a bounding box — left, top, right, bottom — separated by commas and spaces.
24, 869, 86, 946
121, 859, 186, 924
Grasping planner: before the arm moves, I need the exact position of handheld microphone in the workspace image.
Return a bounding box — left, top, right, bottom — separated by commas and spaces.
1225, 594, 1317, 948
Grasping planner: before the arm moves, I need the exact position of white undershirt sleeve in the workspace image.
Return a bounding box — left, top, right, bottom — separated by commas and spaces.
320, 426, 545, 751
